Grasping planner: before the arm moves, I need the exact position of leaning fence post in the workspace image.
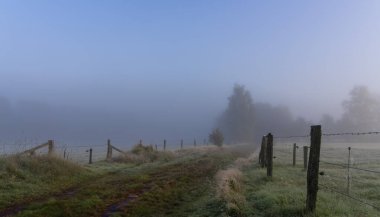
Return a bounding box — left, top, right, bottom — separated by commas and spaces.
48, 140, 54, 156
347, 147, 351, 195
293, 143, 298, 166
106, 139, 112, 160
163, 139, 166, 151
259, 136, 266, 168
266, 133, 273, 177
303, 146, 309, 170
306, 125, 322, 213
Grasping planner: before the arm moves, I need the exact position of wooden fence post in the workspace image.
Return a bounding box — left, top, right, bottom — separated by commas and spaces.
48, 140, 54, 156
164, 139, 166, 151
89, 148, 93, 164
293, 143, 298, 166
306, 125, 322, 213
347, 147, 351, 194
139, 139, 142, 145
266, 133, 273, 177
181, 139, 183, 149
259, 136, 267, 168
303, 146, 309, 170
107, 139, 112, 160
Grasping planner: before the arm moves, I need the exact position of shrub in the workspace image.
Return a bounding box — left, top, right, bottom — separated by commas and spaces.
209, 128, 224, 147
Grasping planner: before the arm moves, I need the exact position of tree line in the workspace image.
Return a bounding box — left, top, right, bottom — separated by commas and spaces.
215, 84, 380, 144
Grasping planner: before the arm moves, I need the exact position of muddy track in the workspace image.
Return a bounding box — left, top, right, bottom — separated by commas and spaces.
101, 184, 152, 217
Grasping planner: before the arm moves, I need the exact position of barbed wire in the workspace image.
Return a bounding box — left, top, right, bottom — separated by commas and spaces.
272, 130, 380, 140
320, 160, 380, 174
319, 184, 380, 211
323, 131, 380, 136
274, 135, 310, 139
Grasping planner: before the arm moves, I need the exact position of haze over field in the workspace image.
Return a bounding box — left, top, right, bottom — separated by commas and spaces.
1, 1, 380, 145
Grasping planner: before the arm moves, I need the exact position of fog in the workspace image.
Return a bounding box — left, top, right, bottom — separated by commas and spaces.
1, 1, 380, 147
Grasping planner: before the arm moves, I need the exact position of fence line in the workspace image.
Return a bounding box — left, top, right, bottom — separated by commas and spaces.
263, 126, 380, 214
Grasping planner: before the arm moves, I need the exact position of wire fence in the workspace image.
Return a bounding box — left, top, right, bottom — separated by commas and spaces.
273, 130, 380, 212
0, 139, 212, 164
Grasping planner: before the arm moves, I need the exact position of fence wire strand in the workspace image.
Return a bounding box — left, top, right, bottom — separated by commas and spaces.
319, 184, 380, 211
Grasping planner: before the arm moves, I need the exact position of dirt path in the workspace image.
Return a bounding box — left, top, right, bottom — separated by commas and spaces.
1, 152, 236, 217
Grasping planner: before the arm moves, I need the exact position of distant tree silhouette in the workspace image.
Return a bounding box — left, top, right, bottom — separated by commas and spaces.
339, 86, 380, 131
218, 84, 255, 143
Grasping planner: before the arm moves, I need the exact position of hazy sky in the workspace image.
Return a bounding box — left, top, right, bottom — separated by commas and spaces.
1, 1, 380, 143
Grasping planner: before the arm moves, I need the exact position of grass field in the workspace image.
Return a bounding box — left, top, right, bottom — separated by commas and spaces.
237, 142, 380, 217
2, 141, 378, 217
0, 145, 253, 217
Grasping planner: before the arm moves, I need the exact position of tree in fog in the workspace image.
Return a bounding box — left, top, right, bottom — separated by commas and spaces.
340, 86, 380, 131
320, 114, 336, 132
254, 103, 310, 138
218, 84, 255, 143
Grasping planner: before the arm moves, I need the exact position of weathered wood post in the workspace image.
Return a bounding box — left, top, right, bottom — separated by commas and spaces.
306, 125, 322, 213
266, 133, 273, 177
163, 139, 166, 151
106, 139, 112, 160
259, 136, 267, 168
181, 139, 183, 149
303, 146, 309, 170
48, 140, 54, 156
89, 148, 93, 164
139, 139, 142, 145
347, 147, 351, 194
293, 143, 298, 166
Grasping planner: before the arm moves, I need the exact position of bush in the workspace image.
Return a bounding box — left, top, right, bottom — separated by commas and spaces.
209, 128, 224, 147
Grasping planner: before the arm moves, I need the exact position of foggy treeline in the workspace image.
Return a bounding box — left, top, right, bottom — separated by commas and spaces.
217, 85, 380, 144
1, 84, 380, 146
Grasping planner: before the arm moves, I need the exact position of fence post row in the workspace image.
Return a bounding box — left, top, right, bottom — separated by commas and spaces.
259, 136, 267, 168
266, 133, 273, 177
306, 125, 322, 213
293, 143, 298, 166
303, 146, 309, 170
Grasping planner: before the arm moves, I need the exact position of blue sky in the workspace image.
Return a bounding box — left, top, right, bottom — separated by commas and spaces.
1, 0, 380, 121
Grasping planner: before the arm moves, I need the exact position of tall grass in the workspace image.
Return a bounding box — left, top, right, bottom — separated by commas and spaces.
0, 155, 87, 209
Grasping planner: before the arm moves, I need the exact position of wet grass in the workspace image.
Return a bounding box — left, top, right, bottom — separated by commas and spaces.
240, 144, 380, 217
0, 146, 245, 217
